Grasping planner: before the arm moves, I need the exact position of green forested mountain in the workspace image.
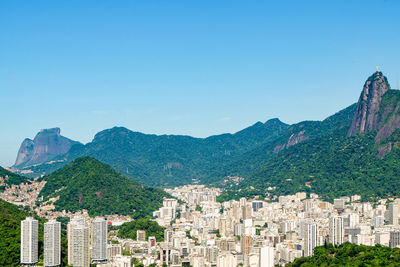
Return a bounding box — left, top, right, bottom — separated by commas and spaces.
18, 119, 289, 186
288, 243, 400, 267
14, 72, 400, 202
221, 72, 400, 201
39, 157, 170, 217
210, 103, 357, 184
0, 166, 30, 192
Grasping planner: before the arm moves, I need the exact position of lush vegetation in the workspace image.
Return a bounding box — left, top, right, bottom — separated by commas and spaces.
236, 129, 400, 201
213, 103, 357, 183
39, 157, 170, 217
0, 199, 44, 266
117, 218, 165, 242
21, 119, 289, 186
221, 91, 400, 202
0, 166, 30, 192
288, 243, 400, 266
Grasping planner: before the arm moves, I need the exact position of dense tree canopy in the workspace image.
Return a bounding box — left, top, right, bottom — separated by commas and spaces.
39, 157, 170, 217
288, 243, 400, 267
117, 218, 165, 242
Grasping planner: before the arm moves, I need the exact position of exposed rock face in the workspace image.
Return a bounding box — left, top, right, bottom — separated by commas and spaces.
274, 130, 309, 153
14, 139, 34, 166
348, 72, 391, 136
14, 128, 80, 168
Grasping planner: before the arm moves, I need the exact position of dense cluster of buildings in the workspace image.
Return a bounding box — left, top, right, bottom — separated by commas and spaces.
19, 185, 400, 266
0, 177, 45, 207
144, 186, 400, 266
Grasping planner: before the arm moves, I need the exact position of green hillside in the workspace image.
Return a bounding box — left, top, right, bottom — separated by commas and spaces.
288, 243, 400, 267
0, 166, 30, 192
211, 103, 357, 185
39, 157, 170, 217
221, 88, 400, 202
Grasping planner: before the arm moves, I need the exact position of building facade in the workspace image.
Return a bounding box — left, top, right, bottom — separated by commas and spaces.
329, 216, 344, 245
44, 220, 61, 267
21, 217, 39, 265
91, 217, 108, 262
304, 221, 318, 257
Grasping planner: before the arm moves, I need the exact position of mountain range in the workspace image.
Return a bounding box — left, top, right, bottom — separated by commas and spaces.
11, 71, 400, 201
14, 118, 289, 186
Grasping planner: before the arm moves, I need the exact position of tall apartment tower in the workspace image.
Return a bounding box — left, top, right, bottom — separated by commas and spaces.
44, 220, 61, 267
388, 203, 399, 226
242, 204, 252, 220
329, 216, 344, 245
259, 246, 274, 267
21, 217, 39, 265
304, 221, 318, 257
164, 229, 174, 246
68, 217, 90, 267
240, 234, 253, 255
91, 217, 108, 263
389, 231, 400, 248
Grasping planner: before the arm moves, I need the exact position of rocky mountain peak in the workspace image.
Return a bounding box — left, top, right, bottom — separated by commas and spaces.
14, 128, 80, 168
347, 71, 391, 136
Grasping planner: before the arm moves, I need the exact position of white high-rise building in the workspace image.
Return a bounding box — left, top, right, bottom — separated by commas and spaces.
329, 216, 344, 245
72, 226, 90, 267
91, 217, 108, 263
259, 246, 274, 267
388, 203, 399, 226
304, 221, 318, 257
21, 217, 39, 265
68, 217, 90, 267
164, 229, 174, 246
67, 217, 85, 265
44, 220, 61, 267
217, 253, 237, 267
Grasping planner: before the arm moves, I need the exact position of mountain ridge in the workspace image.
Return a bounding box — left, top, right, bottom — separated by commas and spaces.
219, 72, 400, 202
15, 118, 289, 186
13, 72, 400, 202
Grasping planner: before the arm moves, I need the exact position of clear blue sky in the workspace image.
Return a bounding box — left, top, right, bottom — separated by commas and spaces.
1, 0, 399, 166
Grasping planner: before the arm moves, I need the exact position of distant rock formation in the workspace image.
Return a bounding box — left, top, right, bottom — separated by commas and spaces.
14, 128, 80, 168
14, 139, 34, 166
348, 71, 391, 136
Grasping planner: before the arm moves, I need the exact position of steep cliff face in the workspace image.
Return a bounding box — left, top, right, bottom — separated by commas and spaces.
14, 138, 34, 166
348, 71, 391, 136
14, 128, 80, 168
